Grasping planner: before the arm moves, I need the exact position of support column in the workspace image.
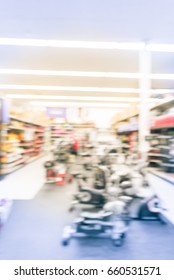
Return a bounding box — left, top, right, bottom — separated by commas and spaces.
138, 45, 151, 159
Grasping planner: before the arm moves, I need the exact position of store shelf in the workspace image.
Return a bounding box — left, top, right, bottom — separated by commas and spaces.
10, 115, 45, 127
149, 159, 161, 163
1, 164, 24, 175
148, 153, 171, 158
1, 158, 25, 174
4, 139, 20, 143
148, 168, 174, 185
113, 99, 174, 128
0, 115, 47, 178
1, 157, 24, 166
158, 146, 170, 149
151, 126, 174, 130
1, 155, 23, 164
20, 143, 34, 147
8, 126, 45, 133
0, 153, 44, 175
162, 162, 174, 167
35, 133, 44, 137
151, 99, 174, 112
22, 148, 34, 154
8, 126, 29, 131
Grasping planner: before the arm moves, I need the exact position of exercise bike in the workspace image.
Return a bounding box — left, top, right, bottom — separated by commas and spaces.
69, 170, 108, 211
69, 164, 115, 211
69, 160, 133, 212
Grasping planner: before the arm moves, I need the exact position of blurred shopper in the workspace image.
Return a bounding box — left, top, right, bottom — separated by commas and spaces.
71, 138, 79, 156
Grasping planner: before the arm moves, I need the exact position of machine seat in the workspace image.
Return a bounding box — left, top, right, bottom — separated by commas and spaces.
80, 211, 112, 220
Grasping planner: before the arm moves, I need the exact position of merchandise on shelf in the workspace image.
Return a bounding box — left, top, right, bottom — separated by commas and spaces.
49, 123, 95, 150
0, 116, 46, 176
147, 134, 174, 172
116, 120, 139, 153
113, 100, 174, 173
147, 106, 174, 172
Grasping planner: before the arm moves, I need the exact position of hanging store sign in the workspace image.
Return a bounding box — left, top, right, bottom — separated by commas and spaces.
46, 107, 66, 118
117, 123, 138, 133
1, 99, 10, 123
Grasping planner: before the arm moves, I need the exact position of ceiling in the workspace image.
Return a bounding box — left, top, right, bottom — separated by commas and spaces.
1, 0, 174, 43
0, 0, 174, 113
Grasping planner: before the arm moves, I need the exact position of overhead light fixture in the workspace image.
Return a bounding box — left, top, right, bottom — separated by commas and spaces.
0, 68, 142, 79
2, 84, 174, 95
30, 101, 130, 108
0, 38, 145, 50
1, 38, 174, 53
147, 44, 174, 52
0, 84, 140, 93
6, 94, 161, 104
1, 68, 174, 81
150, 89, 174, 94
6, 94, 140, 102
150, 74, 174, 80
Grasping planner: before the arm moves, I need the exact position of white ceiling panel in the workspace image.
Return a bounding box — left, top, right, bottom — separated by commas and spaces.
0, 0, 174, 43
0, 46, 139, 72
0, 75, 138, 88
0, 0, 174, 110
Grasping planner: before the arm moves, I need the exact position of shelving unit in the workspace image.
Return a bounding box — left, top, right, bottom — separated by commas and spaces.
0, 116, 46, 177
113, 99, 174, 172
117, 130, 138, 153
115, 99, 174, 172
147, 100, 174, 172
49, 124, 74, 149
115, 116, 139, 153
50, 122, 95, 143
147, 131, 174, 172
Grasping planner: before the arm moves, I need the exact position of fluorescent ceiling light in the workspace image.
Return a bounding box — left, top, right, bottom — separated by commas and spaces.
0, 69, 141, 79
1, 68, 174, 81
1, 84, 174, 94
150, 89, 174, 94
0, 84, 140, 93
150, 74, 174, 80
6, 94, 161, 104
1, 38, 174, 52
147, 44, 174, 52
6, 94, 140, 102
30, 101, 129, 108
0, 38, 144, 50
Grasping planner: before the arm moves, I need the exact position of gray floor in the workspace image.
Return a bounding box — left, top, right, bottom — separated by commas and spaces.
0, 181, 174, 260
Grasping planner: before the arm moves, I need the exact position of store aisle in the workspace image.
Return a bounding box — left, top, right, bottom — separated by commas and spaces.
0, 181, 174, 260
0, 155, 49, 200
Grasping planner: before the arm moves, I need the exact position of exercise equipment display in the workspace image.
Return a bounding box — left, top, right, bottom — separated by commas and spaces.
57, 140, 165, 247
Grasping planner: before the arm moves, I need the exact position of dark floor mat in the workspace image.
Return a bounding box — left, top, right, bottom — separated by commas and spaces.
0, 183, 174, 260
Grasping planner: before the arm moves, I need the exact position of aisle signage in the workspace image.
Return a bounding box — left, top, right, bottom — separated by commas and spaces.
0, 99, 10, 123
117, 123, 138, 132
151, 115, 174, 128
46, 107, 66, 118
